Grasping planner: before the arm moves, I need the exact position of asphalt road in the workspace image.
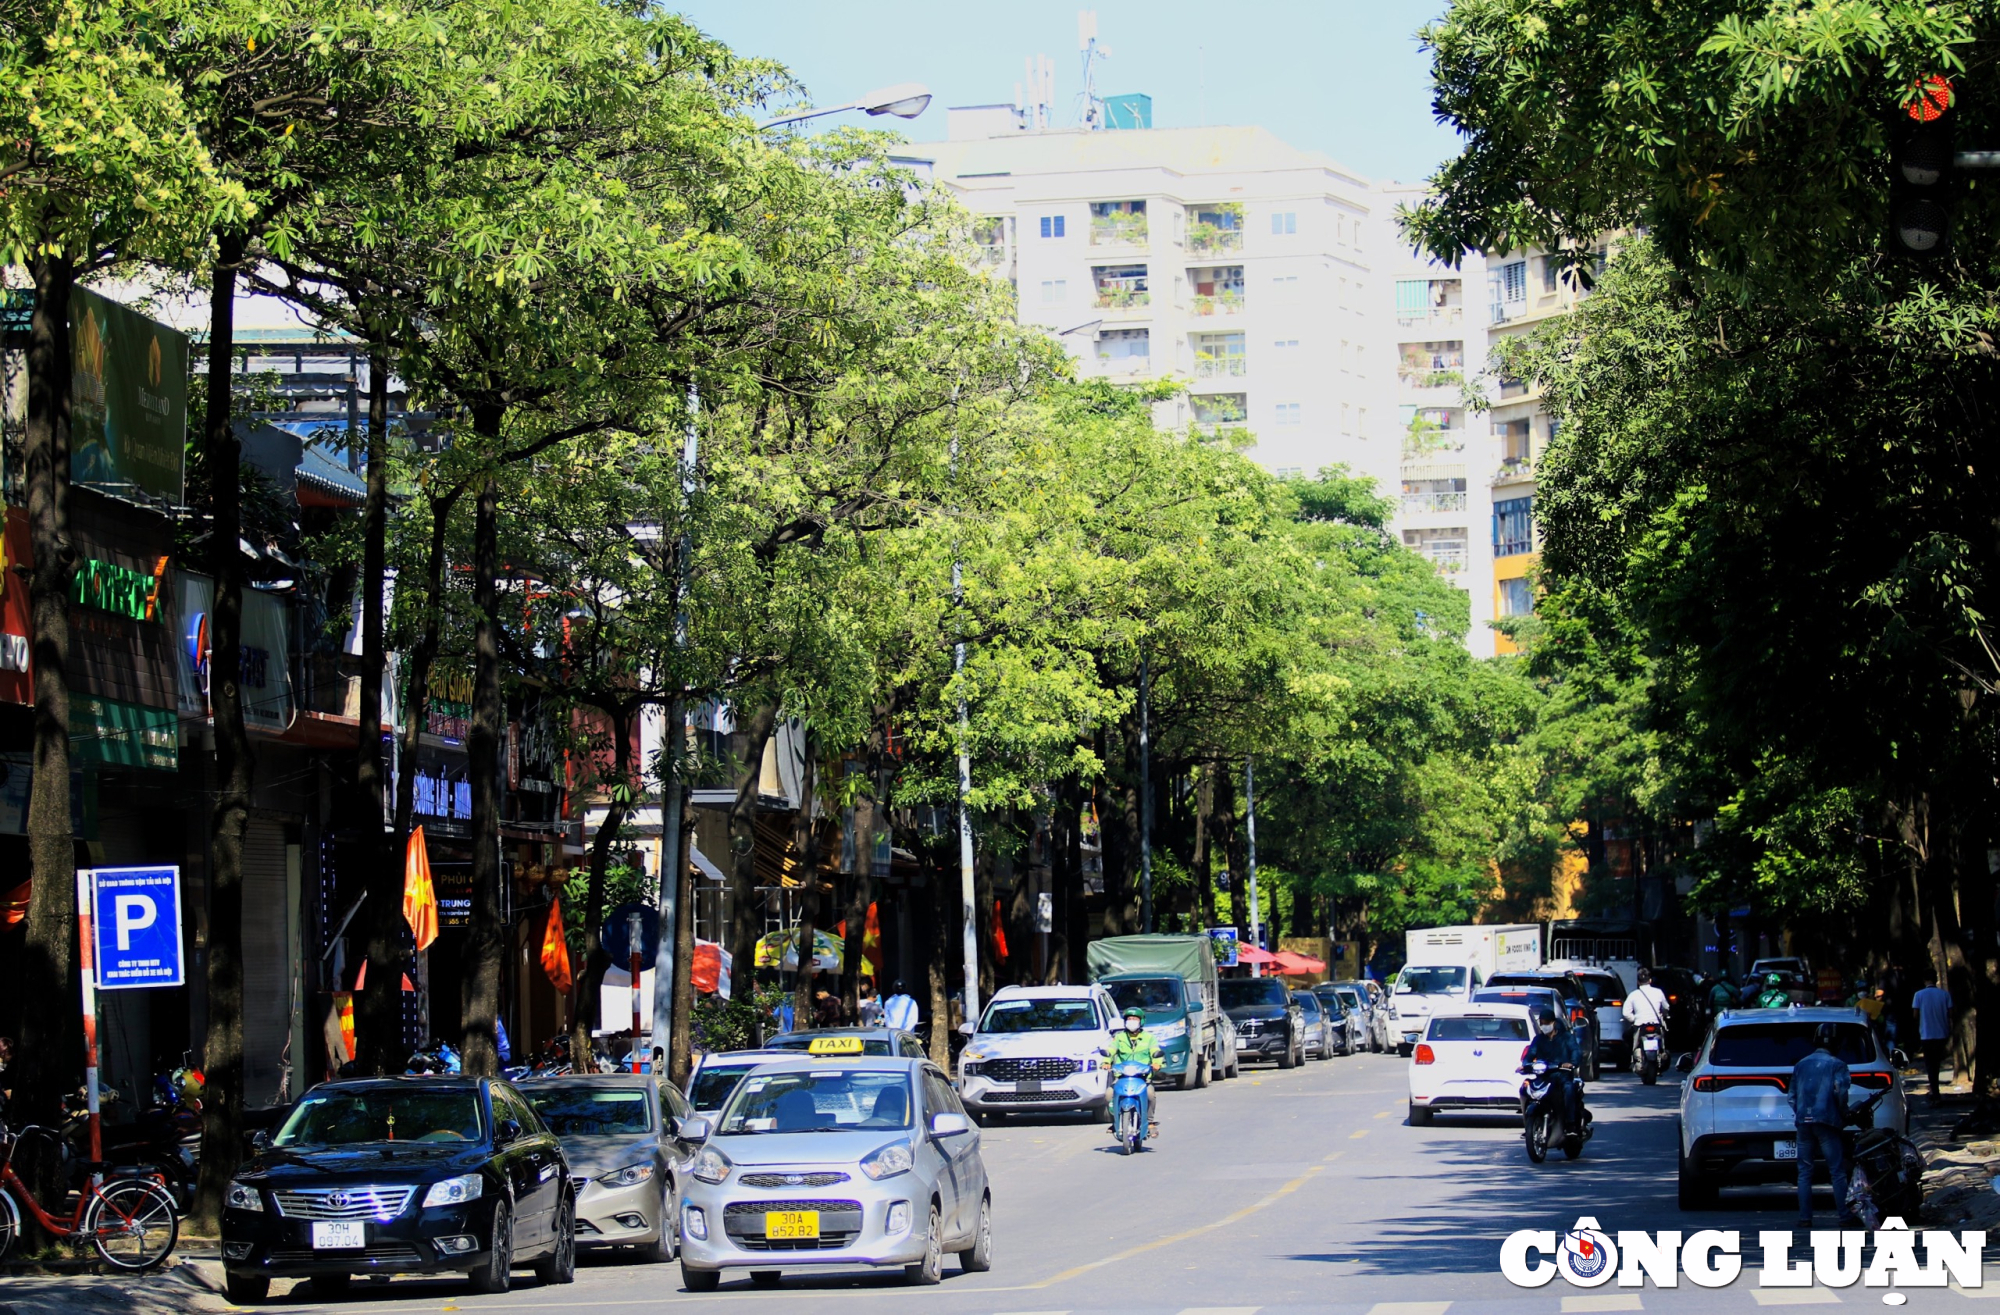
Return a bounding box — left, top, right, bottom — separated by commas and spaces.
228, 1052, 1995, 1315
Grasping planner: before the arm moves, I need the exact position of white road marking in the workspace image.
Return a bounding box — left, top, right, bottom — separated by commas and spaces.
1365, 1304, 1451, 1315
1750, 1291, 1842, 1306
1563, 1297, 1643, 1313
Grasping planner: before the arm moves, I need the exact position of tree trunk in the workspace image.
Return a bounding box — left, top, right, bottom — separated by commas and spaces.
18, 249, 77, 1143
927, 859, 951, 1067
725, 702, 779, 982
355, 339, 399, 1075
788, 731, 820, 1029
1194, 764, 1214, 932
460, 466, 504, 1076
668, 783, 696, 1086
573, 703, 633, 1066
196, 241, 252, 1232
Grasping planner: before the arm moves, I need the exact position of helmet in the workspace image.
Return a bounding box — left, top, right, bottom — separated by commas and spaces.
1767, 972, 1784, 987
1122, 1006, 1145, 1020
1814, 1022, 1839, 1049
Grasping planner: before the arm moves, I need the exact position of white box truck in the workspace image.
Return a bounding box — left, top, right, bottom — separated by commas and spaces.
1390, 923, 1542, 1054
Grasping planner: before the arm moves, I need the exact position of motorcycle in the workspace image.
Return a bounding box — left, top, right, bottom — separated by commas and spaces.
1519, 1058, 1592, 1162
1846, 1088, 1924, 1227
1635, 1022, 1666, 1085
1110, 1060, 1155, 1156
405, 1041, 462, 1075
58, 1069, 203, 1212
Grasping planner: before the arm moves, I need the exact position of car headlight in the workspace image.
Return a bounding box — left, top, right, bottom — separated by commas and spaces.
690, 1145, 733, 1185
1149, 1020, 1187, 1042
859, 1141, 914, 1181
226, 1181, 264, 1212
422, 1174, 484, 1207
597, 1163, 655, 1188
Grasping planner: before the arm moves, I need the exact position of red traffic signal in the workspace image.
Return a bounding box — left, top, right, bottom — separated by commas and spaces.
1891, 76, 1958, 258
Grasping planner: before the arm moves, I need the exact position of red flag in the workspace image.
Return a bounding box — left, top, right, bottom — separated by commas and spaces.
541, 897, 573, 994
992, 899, 1009, 962
402, 826, 439, 953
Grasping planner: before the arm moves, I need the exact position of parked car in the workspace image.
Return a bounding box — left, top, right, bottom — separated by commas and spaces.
1221, 976, 1306, 1068
684, 1050, 798, 1118
1359, 980, 1397, 1051
1407, 1003, 1537, 1125
519, 1073, 697, 1263
762, 1027, 928, 1059
1291, 990, 1338, 1059
675, 1055, 990, 1288
1212, 997, 1243, 1078
1310, 984, 1365, 1055
1678, 1007, 1905, 1210
1568, 968, 1630, 1068
1485, 971, 1602, 1080
956, 984, 1120, 1121
220, 1076, 573, 1303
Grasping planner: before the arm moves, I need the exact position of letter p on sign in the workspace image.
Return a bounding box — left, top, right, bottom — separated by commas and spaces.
114, 894, 157, 950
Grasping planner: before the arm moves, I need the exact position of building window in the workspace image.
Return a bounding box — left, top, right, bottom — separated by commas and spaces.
1039, 214, 1066, 239
1502, 262, 1527, 301
1274, 465, 1303, 478
1096, 328, 1149, 371
1498, 418, 1531, 466
1091, 264, 1149, 308
1088, 200, 1146, 246
1494, 496, 1534, 557
1341, 403, 1351, 435
1040, 279, 1067, 303
1271, 211, 1297, 235
1542, 255, 1561, 293
1274, 338, 1299, 350
1498, 577, 1534, 617
1275, 402, 1302, 425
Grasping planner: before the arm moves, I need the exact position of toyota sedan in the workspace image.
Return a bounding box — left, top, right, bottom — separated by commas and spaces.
676, 1055, 991, 1289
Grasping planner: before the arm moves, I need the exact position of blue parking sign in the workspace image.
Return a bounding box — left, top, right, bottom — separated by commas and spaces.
87, 866, 183, 990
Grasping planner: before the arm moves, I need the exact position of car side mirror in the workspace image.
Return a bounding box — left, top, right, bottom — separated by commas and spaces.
249, 1130, 271, 1150
495, 1119, 522, 1145
674, 1116, 712, 1142
930, 1112, 971, 1137
1675, 1054, 1695, 1073
1892, 1049, 1910, 1069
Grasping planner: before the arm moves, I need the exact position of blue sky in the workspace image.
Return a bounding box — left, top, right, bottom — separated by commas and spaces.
671, 1, 1463, 185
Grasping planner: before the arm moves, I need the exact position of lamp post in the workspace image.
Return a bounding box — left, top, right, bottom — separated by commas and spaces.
759, 83, 933, 130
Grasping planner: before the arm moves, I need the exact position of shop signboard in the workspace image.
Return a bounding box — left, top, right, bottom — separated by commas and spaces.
69, 287, 186, 504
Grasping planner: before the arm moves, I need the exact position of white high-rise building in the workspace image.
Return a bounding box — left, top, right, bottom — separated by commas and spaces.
917, 112, 1397, 492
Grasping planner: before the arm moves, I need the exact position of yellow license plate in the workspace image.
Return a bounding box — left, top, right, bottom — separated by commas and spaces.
807, 1036, 865, 1055
765, 1210, 820, 1240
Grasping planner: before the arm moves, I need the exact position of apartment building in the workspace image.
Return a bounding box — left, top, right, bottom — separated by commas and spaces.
917, 112, 1397, 492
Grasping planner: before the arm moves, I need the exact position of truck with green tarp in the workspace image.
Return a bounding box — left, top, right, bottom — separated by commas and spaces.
1086, 934, 1231, 1087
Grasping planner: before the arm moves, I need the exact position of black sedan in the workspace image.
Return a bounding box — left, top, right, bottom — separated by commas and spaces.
221, 1076, 575, 1303
1221, 975, 1305, 1068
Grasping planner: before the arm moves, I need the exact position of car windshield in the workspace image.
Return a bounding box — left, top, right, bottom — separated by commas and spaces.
1473, 989, 1557, 1011
1490, 975, 1573, 999
1396, 966, 1468, 994
1429, 1015, 1531, 1041
1313, 989, 1347, 1015
688, 1062, 766, 1111
764, 1033, 894, 1055
979, 999, 1101, 1032
718, 1070, 914, 1135
1329, 987, 1364, 1010
276, 1088, 484, 1147
1292, 993, 1320, 1017
1710, 1022, 1875, 1067
1220, 978, 1290, 1008
1105, 979, 1182, 1014
521, 1085, 651, 1136
1577, 977, 1620, 1002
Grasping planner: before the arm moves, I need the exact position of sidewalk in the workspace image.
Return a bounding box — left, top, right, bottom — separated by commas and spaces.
1904, 1065, 2000, 1228
0, 1257, 227, 1315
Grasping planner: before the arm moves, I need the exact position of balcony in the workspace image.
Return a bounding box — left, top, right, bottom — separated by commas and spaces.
1421, 546, 1468, 572
1492, 456, 1533, 485
1194, 355, 1248, 379
1398, 367, 1464, 391
1090, 202, 1148, 248
1190, 288, 1244, 317
1401, 491, 1469, 514
1187, 204, 1246, 255
1396, 306, 1464, 330
1092, 263, 1150, 311
1190, 393, 1247, 428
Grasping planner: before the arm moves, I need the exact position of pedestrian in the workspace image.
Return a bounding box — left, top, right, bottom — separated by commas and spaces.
882, 981, 920, 1032
1912, 972, 1954, 1100
857, 976, 883, 1026
1790, 1022, 1858, 1229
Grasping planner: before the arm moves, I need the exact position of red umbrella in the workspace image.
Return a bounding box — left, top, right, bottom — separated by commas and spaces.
1272, 950, 1327, 976
1236, 944, 1280, 965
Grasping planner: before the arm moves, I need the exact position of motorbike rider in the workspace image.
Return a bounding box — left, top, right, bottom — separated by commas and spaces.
1790, 1021, 1860, 1229
1706, 971, 1739, 1018
1622, 968, 1671, 1040
1521, 1006, 1588, 1134
1103, 1005, 1165, 1137
1757, 972, 1793, 1008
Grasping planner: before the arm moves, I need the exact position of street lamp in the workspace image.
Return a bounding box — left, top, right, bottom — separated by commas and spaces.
760, 83, 934, 130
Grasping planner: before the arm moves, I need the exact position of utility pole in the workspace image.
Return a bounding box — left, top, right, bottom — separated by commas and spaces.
1139, 647, 1153, 933
952, 430, 979, 1034
650, 385, 697, 1063
1245, 757, 1262, 978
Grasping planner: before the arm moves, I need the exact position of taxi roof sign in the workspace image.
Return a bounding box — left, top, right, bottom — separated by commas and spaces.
806, 1036, 866, 1055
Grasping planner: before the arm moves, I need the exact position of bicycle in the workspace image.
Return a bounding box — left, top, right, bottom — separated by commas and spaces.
0, 1121, 178, 1270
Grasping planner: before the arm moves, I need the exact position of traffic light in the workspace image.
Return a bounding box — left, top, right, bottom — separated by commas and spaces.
1890, 74, 1957, 258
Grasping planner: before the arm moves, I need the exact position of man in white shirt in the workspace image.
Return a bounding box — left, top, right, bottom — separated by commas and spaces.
882, 981, 920, 1032
1622, 968, 1671, 1033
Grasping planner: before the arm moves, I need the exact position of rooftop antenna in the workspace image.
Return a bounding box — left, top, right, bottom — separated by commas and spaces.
1024, 53, 1054, 131
1075, 10, 1111, 130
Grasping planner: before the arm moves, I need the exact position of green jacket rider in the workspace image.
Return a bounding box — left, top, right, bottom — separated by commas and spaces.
1757, 972, 1792, 1009
1104, 1006, 1164, 1132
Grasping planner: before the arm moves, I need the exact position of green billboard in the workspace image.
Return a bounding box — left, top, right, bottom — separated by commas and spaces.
70, 286, 186, 504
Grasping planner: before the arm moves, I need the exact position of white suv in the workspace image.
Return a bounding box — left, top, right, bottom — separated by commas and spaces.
1678, 1006, 1905, 1210
957, 985, 1118, 1120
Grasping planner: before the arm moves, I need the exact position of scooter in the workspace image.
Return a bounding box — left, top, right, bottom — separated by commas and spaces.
1634, 1022, 1666, 1085
1846, 1088, 1923, 1227
1519, 1059, 1592, 1162
1110, 1061, 1154, 1156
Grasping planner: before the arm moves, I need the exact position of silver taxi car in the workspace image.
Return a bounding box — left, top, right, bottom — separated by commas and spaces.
676, 1048, 991, 1289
